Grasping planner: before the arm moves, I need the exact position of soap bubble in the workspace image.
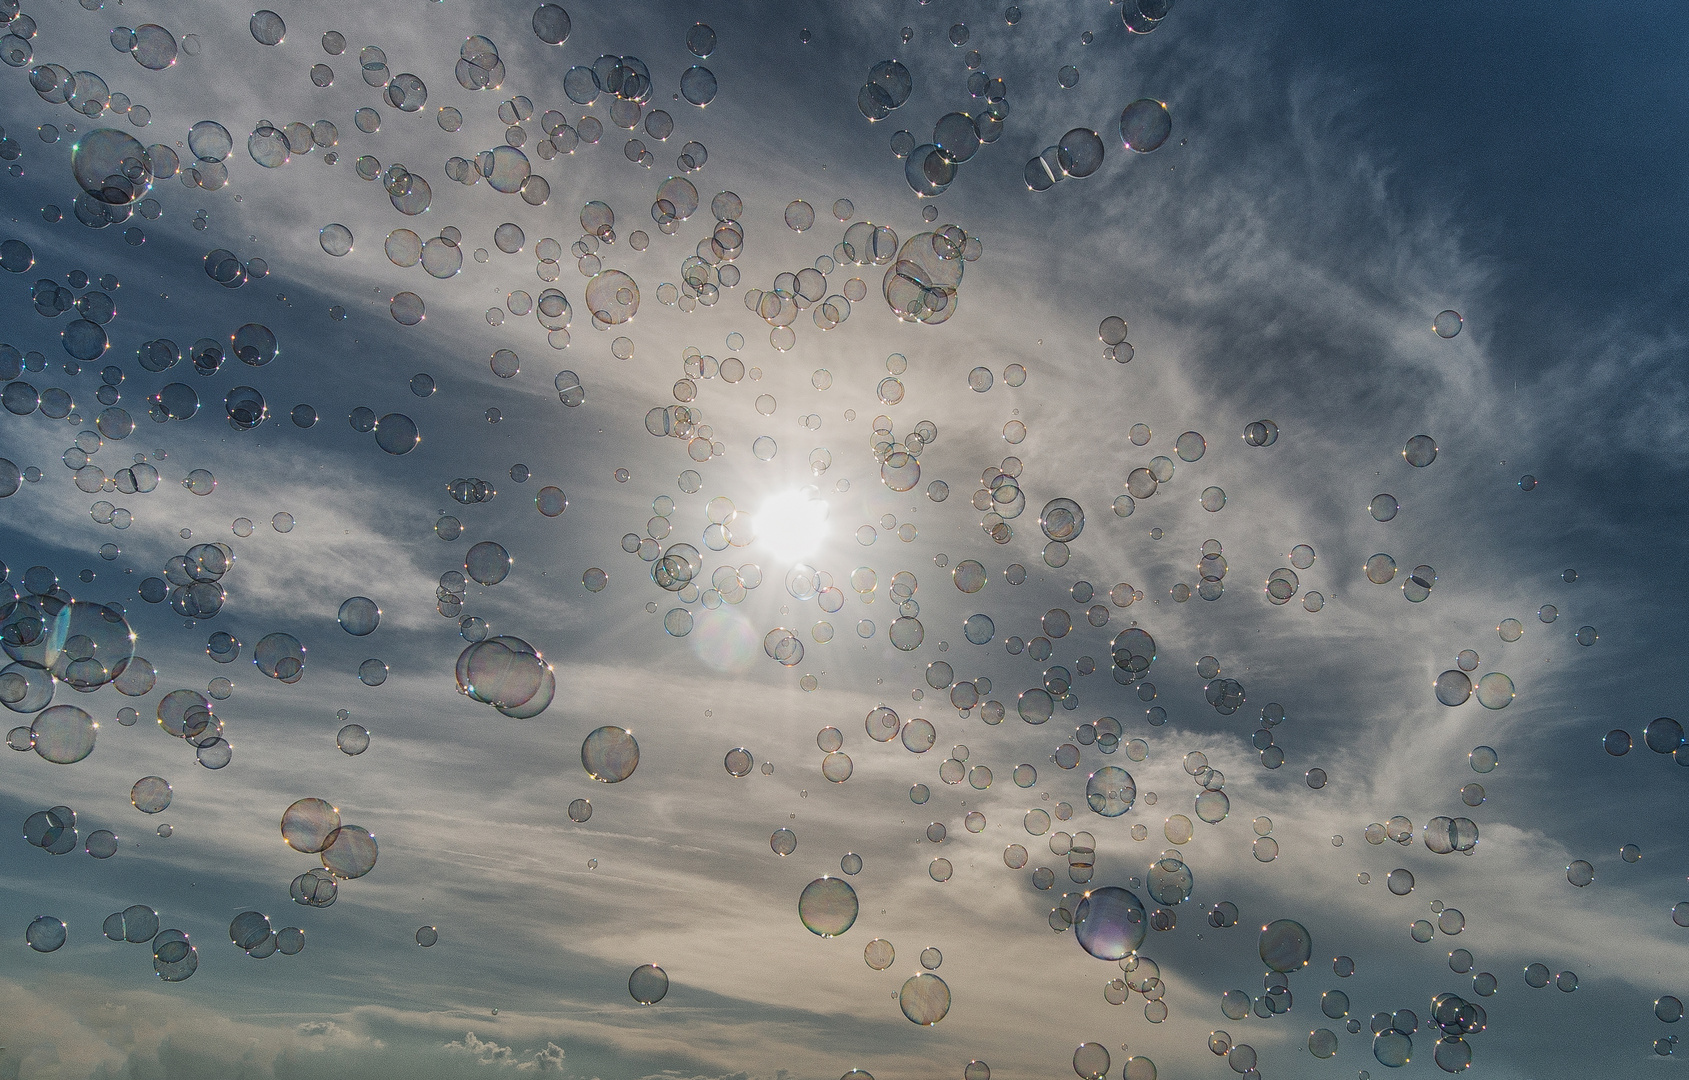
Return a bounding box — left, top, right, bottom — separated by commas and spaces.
1119, 99, 1171, 152
1259, 919, 1312, 971
1073, 886, 1146, 959
582, 726, 639, 782
798, 876, 859, 936
628, 963, 669, 1004
899, 973, 951, 1025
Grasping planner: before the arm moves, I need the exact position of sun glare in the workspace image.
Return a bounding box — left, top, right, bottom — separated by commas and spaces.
757, 489, 829, 563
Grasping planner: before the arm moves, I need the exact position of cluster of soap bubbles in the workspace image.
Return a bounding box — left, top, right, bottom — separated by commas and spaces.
24, 804, 115, 855
856, 59, 913, 122
966, 457, 1031, 545
26, 58, 168, 215
154, 685, 232, 769
15, 265, 127, 373
652, 186, 745, 316
1026, 127, 1106, 191
202, 244, 269, 289
1111, 627, 1158, 688
137, 541, 233, 618
3, 585, 136, 694
449, 477, 499, 506
229, 910, 306, 959
282, 797, 379, 886
894, 56, 1009, 198
884, 226, 979, 325
740, 213, 870, 348
456, 634, 554, 717
247, 118, 337, 170
456, 34, 507, 91
96, 903, 198, 981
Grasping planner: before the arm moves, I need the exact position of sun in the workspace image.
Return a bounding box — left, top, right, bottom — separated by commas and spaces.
757, 489, 829, 563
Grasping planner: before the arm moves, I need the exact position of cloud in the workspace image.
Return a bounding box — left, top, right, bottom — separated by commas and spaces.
295, 1021, 386, 1051
444, 1032, 565, 1072
530, 1044, 567, 1073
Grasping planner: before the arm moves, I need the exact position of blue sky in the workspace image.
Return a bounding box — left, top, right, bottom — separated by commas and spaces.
1, 2, 1686, 1079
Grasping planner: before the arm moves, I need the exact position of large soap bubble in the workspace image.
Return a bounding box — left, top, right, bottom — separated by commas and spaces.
884, 230, 966, 324
899, 972, 951, 1025
798, 876, 859, 936
1072, 886, 1146, 959
31, 704, 97, 763
582, 725, 639, 782
456, 636, 553, 717
1085, 766, 1136, 817
2, 596, 135, 690
1259, 919, 1312, 972
1119, 99, 1172, 152
71, 129, 152, 205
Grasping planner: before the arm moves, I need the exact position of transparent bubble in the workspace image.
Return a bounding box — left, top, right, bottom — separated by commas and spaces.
628, 964, 669, 1004
1404, 435, 1438, 467
582, 726, 639, 782
899, 972, 951, 1025
864, 938, 894, 970
336, 723, 370, 755
798, 876, 858, 936
280, 804, 339, 851
1119, 99, 1171, 152
1259, 919, 1312, 972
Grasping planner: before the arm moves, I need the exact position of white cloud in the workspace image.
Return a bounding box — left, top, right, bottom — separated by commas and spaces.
444, 1033, 566, 1072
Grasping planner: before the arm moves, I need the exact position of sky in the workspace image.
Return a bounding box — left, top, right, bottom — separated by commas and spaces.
1, 1, 1687, 1079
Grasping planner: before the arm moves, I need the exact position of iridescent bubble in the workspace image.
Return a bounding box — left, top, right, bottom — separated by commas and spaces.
1643, 716, 1683, 753
1119, 99, 1171, 152
628, 963, 669, 1004
533, 5, 572, 45
282, 798, 340, 853
26, 915, 67, 952
864, 938, 894, 969
465, 541, 511, 585
798, 876, 858, 936
320, 824, 378, 879
1475, 672, 1514, 709
1040, 499, 1084, 542
1073, 886, 1146, 959
1073, 1044, 1110, 1080
336, 724, 370, 755
1085, 766, 1136, 817
31, 704, 96, 763
337, 596, 380, 636
1056, 128, 1104, 178
1146, 856, 1193, 905
1259, 919, 1312, 972
679, 66, 717, 106
1404, 435, 1438, 467
899, 972, 951, 1025
131, 775, 171, 812
582, 726, 639, 782
249, 10, 285, 45
1435, 670, 1472, 706
1374, 1030, 1412, 1068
